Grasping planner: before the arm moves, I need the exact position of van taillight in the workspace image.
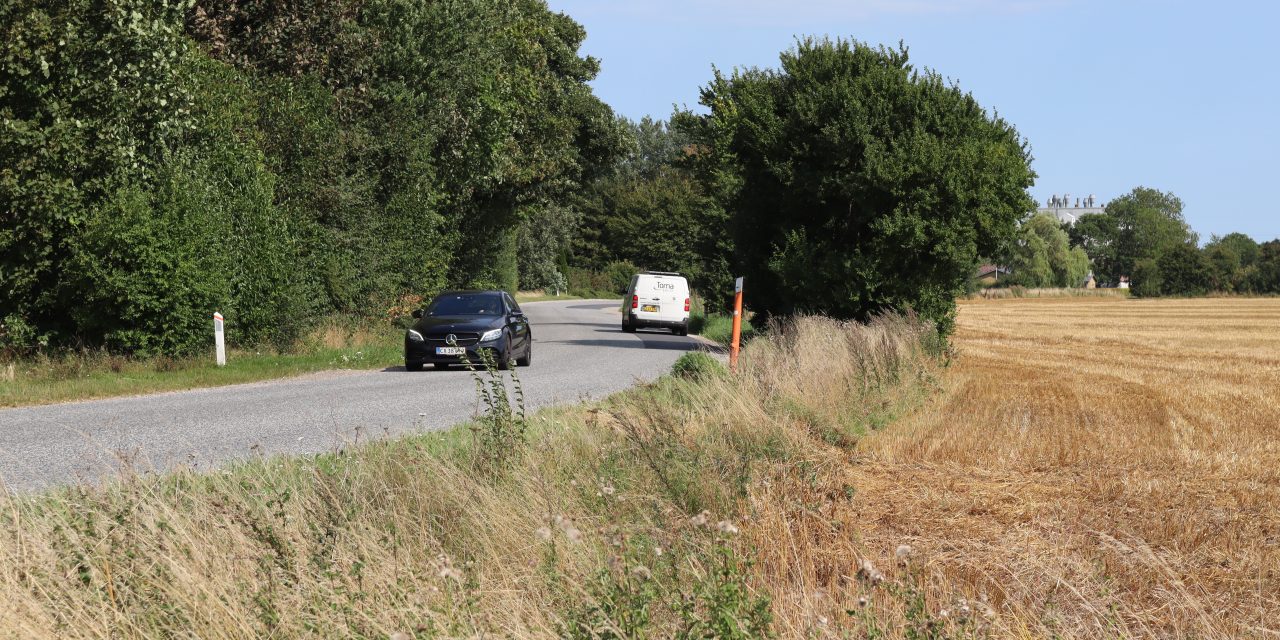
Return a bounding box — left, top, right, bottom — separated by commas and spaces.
684, 298, 691, 312
632, 295, 638, 309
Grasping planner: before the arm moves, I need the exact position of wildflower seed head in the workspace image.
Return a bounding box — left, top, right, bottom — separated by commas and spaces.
856, 559, 884, 585
716, 520, 739, 535
535, 527, 552, 541
689, 510, 711, 527
895, 544, 913, 565
858, 596, 869, 608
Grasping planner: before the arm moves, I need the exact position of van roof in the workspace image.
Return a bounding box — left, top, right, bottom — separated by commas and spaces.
643, 271, 682, 277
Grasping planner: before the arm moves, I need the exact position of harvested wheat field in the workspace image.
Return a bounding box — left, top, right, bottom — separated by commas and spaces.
842, 297, 1280, 638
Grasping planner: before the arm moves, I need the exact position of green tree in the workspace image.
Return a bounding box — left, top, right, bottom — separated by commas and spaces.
1111, 188, 1193, 277
1067, 187, 1194, 285
1131, 259, 1162, 297
2, 0, 624, 354
1068, 213, 1119, 282
516, 203, 580, 292
676, 39, 1035, 333
1007, 213, 1090, 287
1, 0, 193, 342
1157, 244, 1211, 296
575, 117, 731, 297
1207, 232, 1261, 267
1204, 243, 1241, 292
1203, 232, 1260, 292
1251, 240, 1280, 293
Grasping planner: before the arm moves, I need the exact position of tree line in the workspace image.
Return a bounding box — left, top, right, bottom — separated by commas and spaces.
2, 0, 627, 355
986, 186, 1280, 296
3, 10, 1064, 355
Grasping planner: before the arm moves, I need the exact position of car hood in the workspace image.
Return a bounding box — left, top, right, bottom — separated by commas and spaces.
412, 315, 504, 334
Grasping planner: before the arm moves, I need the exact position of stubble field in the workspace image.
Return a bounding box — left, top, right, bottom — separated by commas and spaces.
843, 297, 1280, 637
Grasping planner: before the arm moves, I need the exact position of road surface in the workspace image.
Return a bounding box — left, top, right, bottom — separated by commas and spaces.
0, 300, 709, 492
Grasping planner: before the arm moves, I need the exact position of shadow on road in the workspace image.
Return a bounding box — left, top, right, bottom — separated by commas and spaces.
542, 338, 701, 352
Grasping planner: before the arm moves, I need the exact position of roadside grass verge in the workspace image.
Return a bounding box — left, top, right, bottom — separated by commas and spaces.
515, 290, 587, 304
0, 314, 948, 638
0, 317, 401, 408
689, 312, 754, 345
687, 294, 755, 346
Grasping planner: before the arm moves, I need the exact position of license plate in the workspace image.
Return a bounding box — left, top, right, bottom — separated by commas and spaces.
435, 347, 465, 356
641, 304, 659, 313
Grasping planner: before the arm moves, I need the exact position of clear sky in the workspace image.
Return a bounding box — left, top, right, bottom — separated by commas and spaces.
546, 0, 1279, 243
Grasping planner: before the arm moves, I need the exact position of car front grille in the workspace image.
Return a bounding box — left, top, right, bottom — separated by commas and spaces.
425, 332, 481, 347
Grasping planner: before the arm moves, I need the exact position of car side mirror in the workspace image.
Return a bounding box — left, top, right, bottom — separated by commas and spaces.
411, 309, 423, 319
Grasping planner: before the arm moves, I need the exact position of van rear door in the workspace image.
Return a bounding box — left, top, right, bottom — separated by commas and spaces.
636, 276, 663, 314
636, 275, 684, 321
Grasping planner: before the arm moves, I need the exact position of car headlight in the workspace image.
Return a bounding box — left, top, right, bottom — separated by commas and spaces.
479, 328, 503, 342
407, 329, 424, 342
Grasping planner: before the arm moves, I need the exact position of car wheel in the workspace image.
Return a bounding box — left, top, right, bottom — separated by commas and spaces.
622, 319, 636, 333
517, 342, 532, 367
433, 363, 450, 370
406, 361, 423, 372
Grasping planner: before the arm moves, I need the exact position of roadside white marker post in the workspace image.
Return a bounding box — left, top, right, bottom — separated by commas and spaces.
730, 277, 743, 372
213, 312, 226, 367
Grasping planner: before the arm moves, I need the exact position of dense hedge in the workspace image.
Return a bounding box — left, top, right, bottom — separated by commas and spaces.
1, 0, 622, 355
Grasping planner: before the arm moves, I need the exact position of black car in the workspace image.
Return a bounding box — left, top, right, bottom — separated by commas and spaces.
404, 290, 532, 371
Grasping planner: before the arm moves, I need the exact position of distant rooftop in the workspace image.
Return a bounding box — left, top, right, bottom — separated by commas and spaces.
1037, 193, 1104, 225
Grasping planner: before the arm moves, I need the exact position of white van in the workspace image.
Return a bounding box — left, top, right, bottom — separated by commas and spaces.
621, 271, 690, 335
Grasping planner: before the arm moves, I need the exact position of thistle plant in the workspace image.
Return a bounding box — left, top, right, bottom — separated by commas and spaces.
459, 347, 527, 475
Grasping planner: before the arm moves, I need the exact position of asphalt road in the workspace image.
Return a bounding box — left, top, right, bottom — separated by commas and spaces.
0, 300, 709, 492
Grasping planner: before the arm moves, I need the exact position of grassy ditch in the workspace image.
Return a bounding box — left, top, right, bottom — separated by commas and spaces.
0, 314, 951, 638
688, 295, 755, 346
0, 318, 401, 408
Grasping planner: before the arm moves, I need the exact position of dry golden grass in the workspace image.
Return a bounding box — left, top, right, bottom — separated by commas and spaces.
829, 297, 1280, 638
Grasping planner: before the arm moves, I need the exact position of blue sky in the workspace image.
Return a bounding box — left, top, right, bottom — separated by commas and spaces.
546, 0, 1279, 242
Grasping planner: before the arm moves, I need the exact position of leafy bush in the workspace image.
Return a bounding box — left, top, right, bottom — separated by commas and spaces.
604, 260, 641, 294
0, 314, 46, 357
671, 351, 726, 380
565, 267, 618, 298
565, 261, 640, 298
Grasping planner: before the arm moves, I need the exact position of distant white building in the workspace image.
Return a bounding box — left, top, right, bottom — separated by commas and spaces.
1037, 192, 1104, 225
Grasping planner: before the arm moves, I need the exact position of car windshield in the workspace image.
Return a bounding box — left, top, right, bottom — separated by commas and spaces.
427, 293, 503, 316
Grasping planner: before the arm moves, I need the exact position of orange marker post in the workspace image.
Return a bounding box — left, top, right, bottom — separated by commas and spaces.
729, 277, 743, 371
